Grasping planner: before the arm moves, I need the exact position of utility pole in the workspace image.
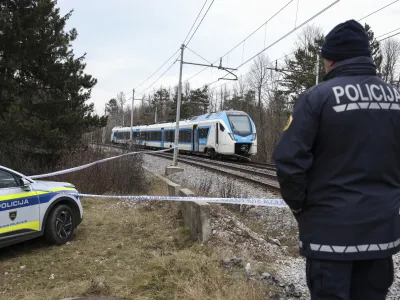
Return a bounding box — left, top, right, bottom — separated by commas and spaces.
130, 89, 135, 140
103, 103, 107, 144
165, 44, 238, 175
172, 44, 185, 167
155, 106, 157, 123
316, 54, 320, 85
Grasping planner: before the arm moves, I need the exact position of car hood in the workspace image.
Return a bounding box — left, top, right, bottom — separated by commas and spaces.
32, 180, 77, 192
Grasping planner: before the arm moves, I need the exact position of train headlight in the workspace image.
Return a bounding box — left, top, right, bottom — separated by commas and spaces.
252, 133, 257, 141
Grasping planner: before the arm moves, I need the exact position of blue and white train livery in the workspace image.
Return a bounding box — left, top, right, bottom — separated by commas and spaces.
111, 110, 257, 159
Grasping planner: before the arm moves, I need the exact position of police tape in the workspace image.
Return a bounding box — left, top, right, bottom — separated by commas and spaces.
73, 193, 289, 208
29, 147, 176, 179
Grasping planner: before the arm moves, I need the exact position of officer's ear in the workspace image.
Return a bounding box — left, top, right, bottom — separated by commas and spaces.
323, 59, 336, 73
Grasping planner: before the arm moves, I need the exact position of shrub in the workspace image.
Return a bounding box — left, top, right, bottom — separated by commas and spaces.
35, 147, 149, 195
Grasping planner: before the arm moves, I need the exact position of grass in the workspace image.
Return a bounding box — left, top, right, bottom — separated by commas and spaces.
0, 177, 272, 300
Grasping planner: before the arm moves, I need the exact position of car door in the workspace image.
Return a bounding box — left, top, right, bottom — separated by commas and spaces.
0, 169, 40, 240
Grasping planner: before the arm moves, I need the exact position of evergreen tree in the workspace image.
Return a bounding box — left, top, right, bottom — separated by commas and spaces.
364, 23, 383, 72
0, 0, 106, 161
281, 23, 382, 108
281, 34, 325, 108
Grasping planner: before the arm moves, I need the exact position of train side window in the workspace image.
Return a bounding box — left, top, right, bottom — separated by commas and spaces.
219, 124, 225, 132
199, 128, 209, 138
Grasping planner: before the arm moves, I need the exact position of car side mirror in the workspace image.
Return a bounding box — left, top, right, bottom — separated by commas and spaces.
20, 178, 31, 191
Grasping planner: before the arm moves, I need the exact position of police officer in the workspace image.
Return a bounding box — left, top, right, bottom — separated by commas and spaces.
273, 19, 400, 299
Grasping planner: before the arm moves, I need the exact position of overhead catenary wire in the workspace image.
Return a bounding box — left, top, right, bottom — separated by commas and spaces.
208, 0, 397, 89
357, 0, 399, 22
217, 0, 294, 62
212, 0, 397, 88
208, 52, 296, 91
182, 0, 209, 45
376, 27, 400, 39
237, 0, 340, 69
185, 46, 213, 65
378, 31, 400, 42
295, 0, 301, 27
124, 0, 398, 99
205, 50, 296, 89
125, 1, 210, 95
182, 0, 294, 83
207, 0, 398, 92
136, 54, 180, 96
186, 0, 215, 47
133, 48, 180, 92
133, 0, 214, 95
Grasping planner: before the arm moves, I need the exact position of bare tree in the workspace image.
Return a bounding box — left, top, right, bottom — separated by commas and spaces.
116, 91, 126, 126
381, 39, 400, 84
248, 53, 272, 108
294, 24, 323, 51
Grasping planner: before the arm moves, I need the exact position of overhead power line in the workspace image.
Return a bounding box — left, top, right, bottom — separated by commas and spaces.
379, 31, 400, 42
182, 0, 209, 45
376, 27, 400, 39
136, 54, 180, 96
208, 51, 296, 91
183, 0, 294, 83
357, 0, 399, 22
185, 46, 213, 65
238, 0, 340, 69
133, 48, 180, 92
207, 0, 398, 92
132, 0, 214, 94
186, 0, 215, 47
218, 0, 294, 61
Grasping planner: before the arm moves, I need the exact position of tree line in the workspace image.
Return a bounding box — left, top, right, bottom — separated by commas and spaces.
1, 1, 399, 166
103, 23, 400, 162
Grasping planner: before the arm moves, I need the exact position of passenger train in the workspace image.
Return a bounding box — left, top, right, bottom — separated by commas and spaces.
110, 110, 257, 160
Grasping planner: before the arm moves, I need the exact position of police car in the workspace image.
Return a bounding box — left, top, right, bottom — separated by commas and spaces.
0, 165, 83, 248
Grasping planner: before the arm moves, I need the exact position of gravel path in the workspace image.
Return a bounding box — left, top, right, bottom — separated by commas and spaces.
143, 154, 279, 198
143, 154, 400, 299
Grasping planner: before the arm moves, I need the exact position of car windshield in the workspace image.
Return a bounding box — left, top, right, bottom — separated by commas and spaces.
228, 115, 252, 136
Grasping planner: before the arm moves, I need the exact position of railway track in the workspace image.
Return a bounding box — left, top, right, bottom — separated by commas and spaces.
91, 143, 280, 192
93, 142, 277, 170
151, 152, 277, 180
148, 152, 280, 192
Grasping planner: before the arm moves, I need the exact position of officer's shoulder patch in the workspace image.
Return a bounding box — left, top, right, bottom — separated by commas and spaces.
283, 115, 293, 131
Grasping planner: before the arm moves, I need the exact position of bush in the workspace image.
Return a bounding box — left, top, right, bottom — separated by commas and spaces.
34, 147, 149, 195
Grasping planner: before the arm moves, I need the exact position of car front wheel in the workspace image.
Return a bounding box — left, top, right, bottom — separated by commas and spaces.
44, 204, 76, 245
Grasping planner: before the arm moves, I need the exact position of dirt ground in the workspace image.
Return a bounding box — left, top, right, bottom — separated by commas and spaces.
0, 178, 272, 300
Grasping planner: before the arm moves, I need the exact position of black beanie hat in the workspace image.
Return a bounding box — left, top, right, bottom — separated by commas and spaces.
321, 20, 372, 61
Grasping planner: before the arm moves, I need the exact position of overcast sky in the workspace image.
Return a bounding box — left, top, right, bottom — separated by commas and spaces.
56, 0, 400, 115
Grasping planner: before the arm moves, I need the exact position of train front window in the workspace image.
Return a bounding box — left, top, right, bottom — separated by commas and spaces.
227, 115, 252, 136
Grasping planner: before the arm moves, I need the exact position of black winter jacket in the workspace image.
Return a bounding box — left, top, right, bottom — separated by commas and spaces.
273, 56, 400, 260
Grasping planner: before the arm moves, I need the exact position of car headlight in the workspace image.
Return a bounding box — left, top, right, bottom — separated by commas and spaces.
252, 133, 257, 141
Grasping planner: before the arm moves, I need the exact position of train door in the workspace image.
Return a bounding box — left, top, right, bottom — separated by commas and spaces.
193, 125, 199, 152
160, 128, 164, 148
215, 123, 219, 151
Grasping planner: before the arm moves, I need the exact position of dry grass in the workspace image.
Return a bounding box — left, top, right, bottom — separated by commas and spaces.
45, 147, 149, 195
0, 178, 271, 300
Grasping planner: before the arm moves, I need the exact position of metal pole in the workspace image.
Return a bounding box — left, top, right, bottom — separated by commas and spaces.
103, 103, 107, 144
130, 89, 134, 141
172, 44, 185, 166
316, 54, 320, 85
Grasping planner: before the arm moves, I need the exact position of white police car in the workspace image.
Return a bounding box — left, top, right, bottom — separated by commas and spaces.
0, 165, 83, 248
